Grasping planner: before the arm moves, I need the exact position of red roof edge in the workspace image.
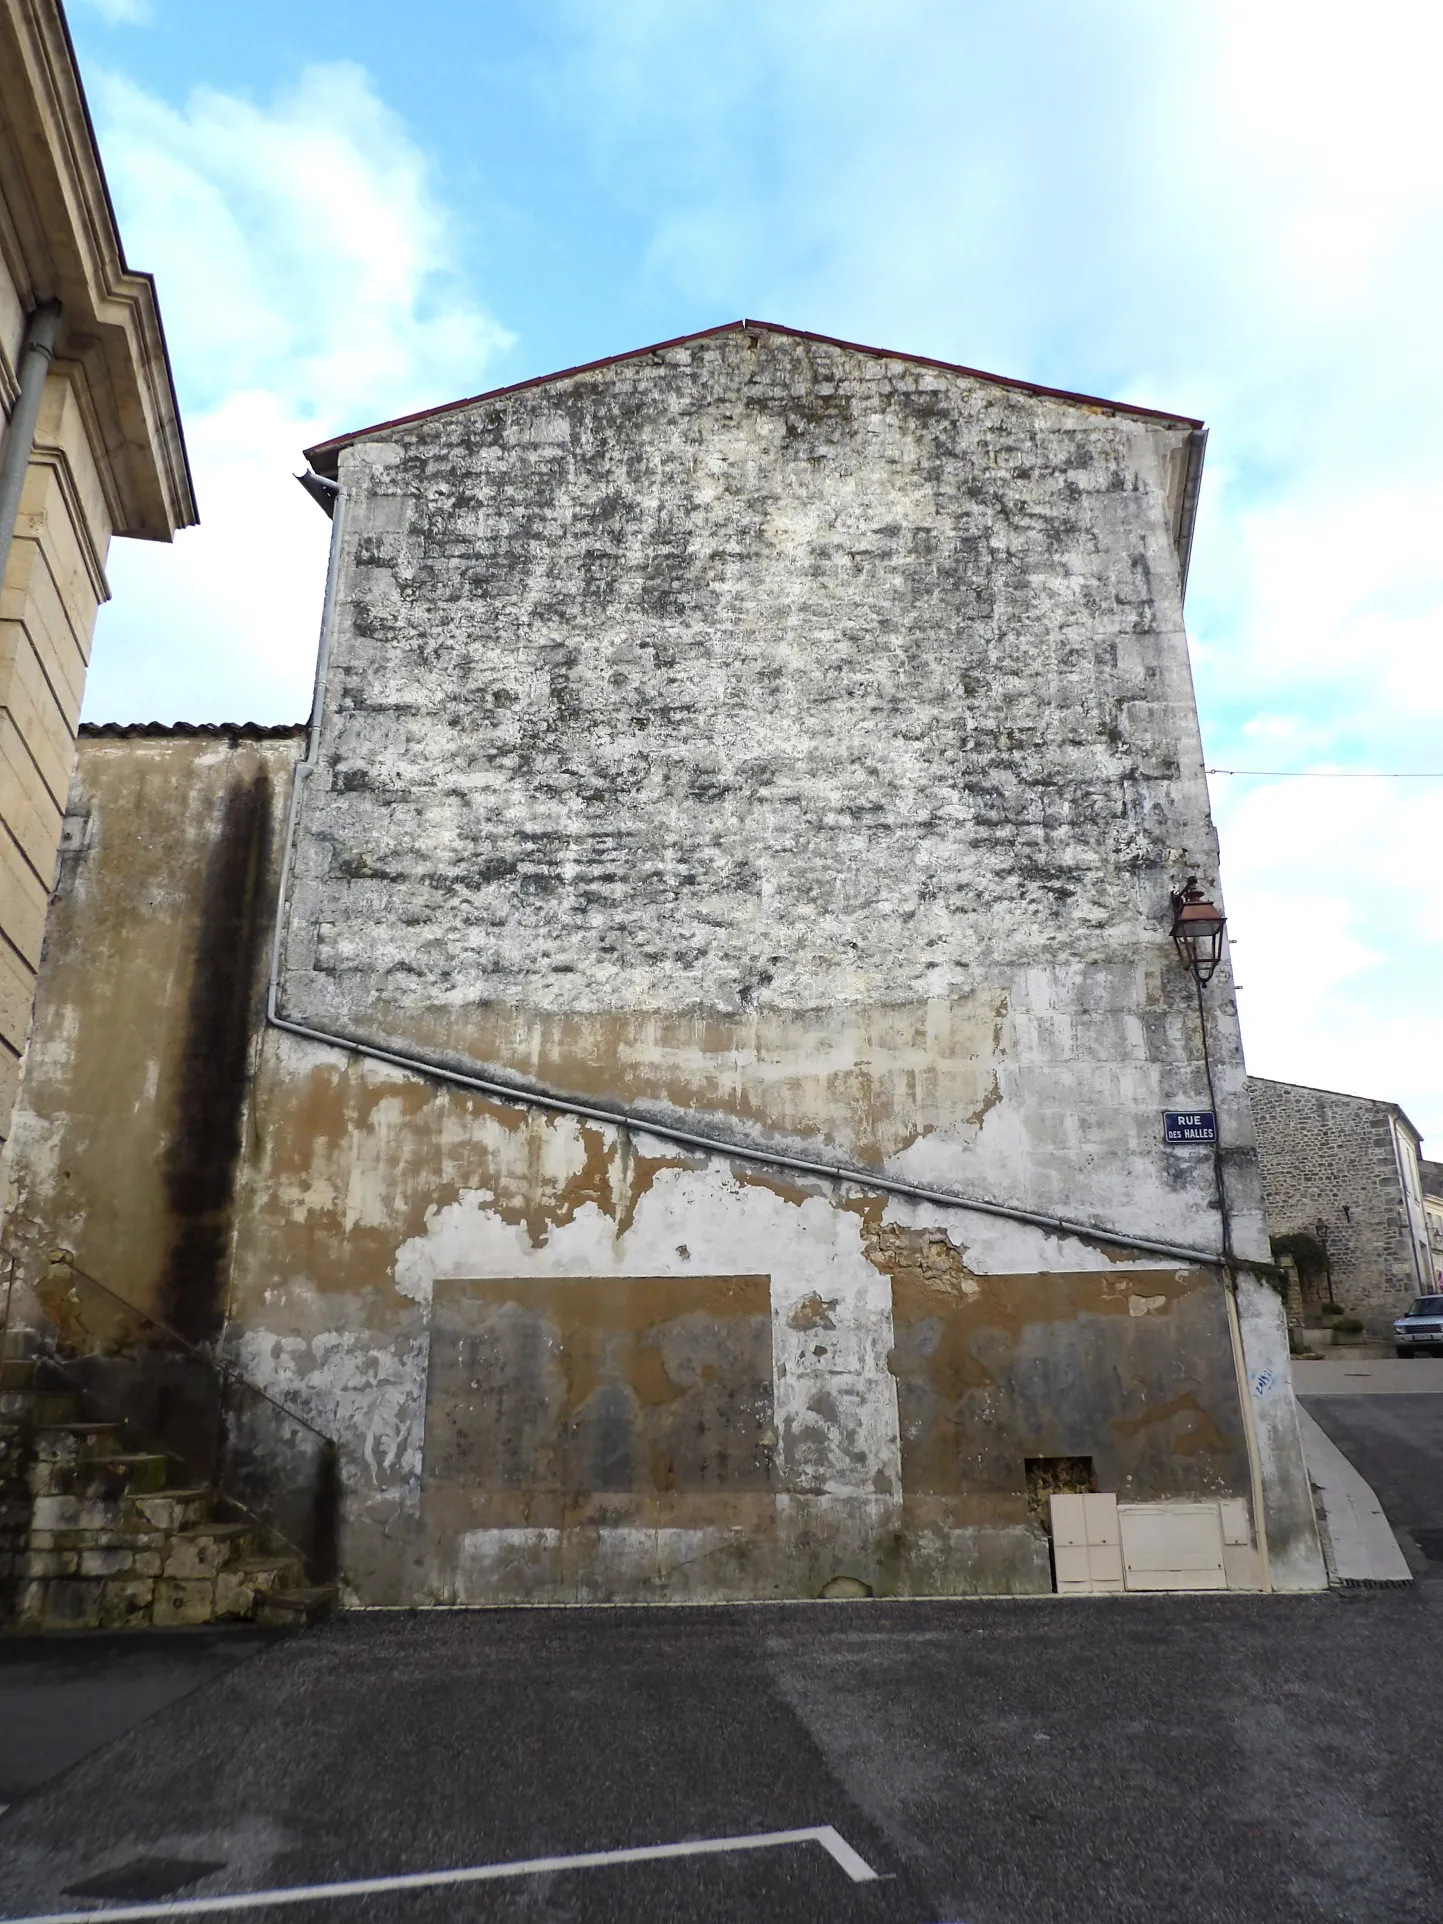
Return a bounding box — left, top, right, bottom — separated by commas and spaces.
79, 721, 307, 740
302, 319, 1203, 476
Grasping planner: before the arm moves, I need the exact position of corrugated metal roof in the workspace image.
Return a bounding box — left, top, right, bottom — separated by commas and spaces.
79, 721, 306, 740
304, 318, 1204, 478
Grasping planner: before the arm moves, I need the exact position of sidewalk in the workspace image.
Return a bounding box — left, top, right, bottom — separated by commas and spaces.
1292, 1357, 1443, 1395
1294, 1407, 1413, 1585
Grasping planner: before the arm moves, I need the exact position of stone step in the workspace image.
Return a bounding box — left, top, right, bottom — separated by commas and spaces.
161, 1522, 260, 1580
33, 1392, 82, 1425
28, 1520, 166, 1556
32, 1419, 124, 1457
30, 1449, 170, 1498
255, 1583, 339, 1627
215, 1554, 305, 1618
29, 1491, 166, 1537
92, 1451, 170, 1495
16, 1560, 333, 1631
128, 1488, 215, 1532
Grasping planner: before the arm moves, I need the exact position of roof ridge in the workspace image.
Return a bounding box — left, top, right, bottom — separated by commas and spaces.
1249, 1072, 1424, 1143
303, 319, 1203, 476
79, 721, 307, 739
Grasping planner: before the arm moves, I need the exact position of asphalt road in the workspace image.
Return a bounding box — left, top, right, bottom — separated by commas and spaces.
1301, 1390, 1443, 1573
0, 1629, 277, 1810
4, 1390, 1441, 1924
2, 1578, 1442, 1924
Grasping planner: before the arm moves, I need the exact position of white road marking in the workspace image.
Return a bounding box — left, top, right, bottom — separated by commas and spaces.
4, 1825, 879, 1922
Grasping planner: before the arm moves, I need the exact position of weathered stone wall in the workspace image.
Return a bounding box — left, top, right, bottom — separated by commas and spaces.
2, 727, 304, 1332
220, 1046, 1268, 1602
266, 326, 1316, 1595
4, 330, 1327, 1600
1248, 1076, 1432, 1328
292, 327, 1260, 1250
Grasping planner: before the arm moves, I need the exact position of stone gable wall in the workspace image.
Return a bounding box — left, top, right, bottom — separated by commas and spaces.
1248, 1076, 1430, 1327
3, 337, 1326, 1600
281, 327, 1265, 1259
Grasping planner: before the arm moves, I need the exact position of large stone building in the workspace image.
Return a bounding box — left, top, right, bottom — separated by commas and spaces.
1249, 1076, 1432, 1328
4, 322, 1325, 1608
0, 0, 195, 1151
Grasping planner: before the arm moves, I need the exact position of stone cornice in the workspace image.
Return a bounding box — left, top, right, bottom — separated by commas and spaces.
27, 439, 112, 605
0, 0, 196, 538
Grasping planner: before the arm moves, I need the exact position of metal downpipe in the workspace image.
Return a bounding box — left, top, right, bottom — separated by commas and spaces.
0, 300, 62, 590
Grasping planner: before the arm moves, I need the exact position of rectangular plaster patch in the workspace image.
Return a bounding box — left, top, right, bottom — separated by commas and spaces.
423, 1275, 775, 1500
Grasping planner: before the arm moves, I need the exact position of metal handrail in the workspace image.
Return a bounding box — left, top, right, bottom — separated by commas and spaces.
33, 1248, 333, 1451
7, 1242, 338, 1582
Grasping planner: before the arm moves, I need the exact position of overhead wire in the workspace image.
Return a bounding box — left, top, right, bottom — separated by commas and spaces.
1208, 761, 1443, 769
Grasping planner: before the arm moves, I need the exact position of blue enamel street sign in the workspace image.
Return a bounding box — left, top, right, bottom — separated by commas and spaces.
1164, 1110, 1217, 1144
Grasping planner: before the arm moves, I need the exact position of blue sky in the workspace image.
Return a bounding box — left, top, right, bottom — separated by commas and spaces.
69, 0, 1443, 1140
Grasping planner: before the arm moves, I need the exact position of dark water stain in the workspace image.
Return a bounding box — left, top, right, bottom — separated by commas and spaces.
159, 772, 272, 1343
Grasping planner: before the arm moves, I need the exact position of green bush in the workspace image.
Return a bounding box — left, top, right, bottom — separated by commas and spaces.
1334, 1316, 1365, 1336
1320, 1301, 1343, 1318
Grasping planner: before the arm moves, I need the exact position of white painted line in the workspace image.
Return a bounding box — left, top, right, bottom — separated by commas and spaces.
4, 1825, 879, 1922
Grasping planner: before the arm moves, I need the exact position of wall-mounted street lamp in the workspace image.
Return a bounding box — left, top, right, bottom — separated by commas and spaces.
1170, 873, 1235, 1273
1167, 874, 1268, 1592
1170, 877, 1226, 984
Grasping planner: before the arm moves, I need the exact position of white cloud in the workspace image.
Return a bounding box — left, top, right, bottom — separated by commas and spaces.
72, 0, 151, 24
550, 0, 1443, 1137
78, 13, 1443, 1138
1215, 774, 1443, 1139
84, 62, 511, 723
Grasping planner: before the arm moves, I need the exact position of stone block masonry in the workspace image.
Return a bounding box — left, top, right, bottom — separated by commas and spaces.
4, 325, 1326, 1603
1249, 1076, 1431, 1333
0, 1328, 328, 1631
0, 0, 195, 1153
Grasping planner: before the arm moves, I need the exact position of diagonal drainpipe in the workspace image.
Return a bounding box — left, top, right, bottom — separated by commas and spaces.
267, 475, 1267, 1277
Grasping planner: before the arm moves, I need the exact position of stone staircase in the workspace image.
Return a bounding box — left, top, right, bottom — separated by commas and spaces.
1, 1326, 335, 1631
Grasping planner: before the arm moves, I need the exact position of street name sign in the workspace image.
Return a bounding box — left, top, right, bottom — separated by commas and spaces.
1164, 1110, 1216, 1143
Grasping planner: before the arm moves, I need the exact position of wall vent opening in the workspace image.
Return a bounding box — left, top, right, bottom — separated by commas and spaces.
1026, 1456, 1096, 1532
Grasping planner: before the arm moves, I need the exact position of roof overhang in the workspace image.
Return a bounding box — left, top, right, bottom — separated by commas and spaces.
304, 317, 1204, 480
0, 0, 196, 538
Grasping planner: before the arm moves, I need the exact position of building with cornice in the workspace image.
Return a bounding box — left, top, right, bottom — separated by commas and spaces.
0, 0, 195, 1150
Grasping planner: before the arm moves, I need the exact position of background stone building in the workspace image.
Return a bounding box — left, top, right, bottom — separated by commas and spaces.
1248, 1075, 1432, 1327
1419, 1158, 1442, 1291
0, 0, 195, 1151
5, 322, 1323, 1605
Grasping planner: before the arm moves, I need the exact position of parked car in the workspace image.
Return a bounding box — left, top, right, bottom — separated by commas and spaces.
1394, 1296, 1443, 1356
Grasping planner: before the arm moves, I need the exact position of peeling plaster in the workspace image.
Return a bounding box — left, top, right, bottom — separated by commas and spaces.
396, 1157, 905, 1506
1, 335, 1325, 1604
